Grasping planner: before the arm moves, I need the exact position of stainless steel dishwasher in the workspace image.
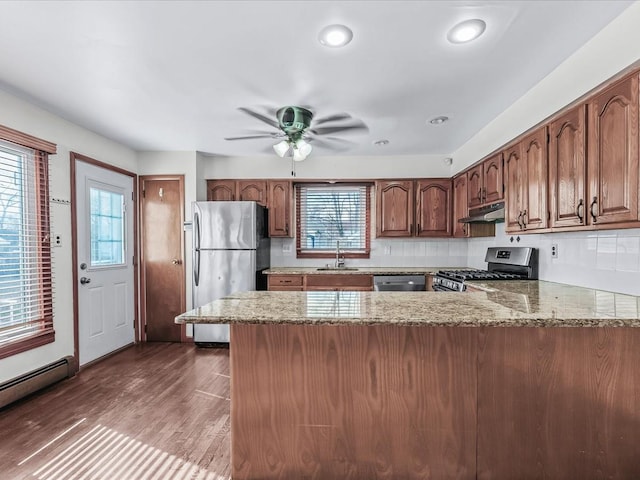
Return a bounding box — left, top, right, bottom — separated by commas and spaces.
373, 275, 426, 291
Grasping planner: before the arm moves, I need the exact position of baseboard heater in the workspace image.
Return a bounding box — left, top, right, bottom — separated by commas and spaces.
0, 356, 74, 409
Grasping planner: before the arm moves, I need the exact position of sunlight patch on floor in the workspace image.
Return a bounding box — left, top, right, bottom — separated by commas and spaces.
30, 424, 228, 480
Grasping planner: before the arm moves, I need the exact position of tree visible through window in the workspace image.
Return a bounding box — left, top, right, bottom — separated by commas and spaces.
296, 184, 370, 258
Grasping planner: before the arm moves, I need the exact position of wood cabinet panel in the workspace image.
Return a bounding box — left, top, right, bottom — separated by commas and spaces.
467, 165, 483, 209
268, 275, 303, 290
376, 180, 414, 237
587, 73, 639, 226
549, 105, 587, 228
483, 153, 503, 204
478, 327, 640, 480
268, 180, 293, 237
415, 179, 452, 237
237, 180, 267, 206
231, 324, 478, 479
206, 179, 236, 201
453, 174, 469, 238
522, 127, 548, 230
505, 127, 548, 232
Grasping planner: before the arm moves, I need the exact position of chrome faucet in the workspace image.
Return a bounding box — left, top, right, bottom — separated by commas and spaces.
335, 240, 345, 268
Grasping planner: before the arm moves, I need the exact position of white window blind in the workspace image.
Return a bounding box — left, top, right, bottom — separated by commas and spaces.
0, 139, 53, 356
296, 184, 370, 256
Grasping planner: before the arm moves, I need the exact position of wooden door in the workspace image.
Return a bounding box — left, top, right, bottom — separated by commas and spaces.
453, 174, 469, 238
375, 180, 414, 237
587, 73, 639, 226
238, 180, 267, 206
521, 127, 548, 231
415, 179, 452, 237
483, 153, 503, 204
549, 105, 587, 228
504, 144, 524, 233
268, 180, 292, 237
207, 179, 236, 201
467, 164, 483, 208
140, 176, 185, 342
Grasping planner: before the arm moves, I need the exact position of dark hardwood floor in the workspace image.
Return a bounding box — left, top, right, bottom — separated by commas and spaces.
0, 343, 231, 480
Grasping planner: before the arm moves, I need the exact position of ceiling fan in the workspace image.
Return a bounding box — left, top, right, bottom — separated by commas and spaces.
224, 106, 369, 161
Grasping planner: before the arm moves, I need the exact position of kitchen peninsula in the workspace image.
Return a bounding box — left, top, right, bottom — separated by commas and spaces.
176, 282, 640, 480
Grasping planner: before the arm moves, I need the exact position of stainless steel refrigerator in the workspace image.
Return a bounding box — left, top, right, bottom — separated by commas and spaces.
192, 201, 270, 344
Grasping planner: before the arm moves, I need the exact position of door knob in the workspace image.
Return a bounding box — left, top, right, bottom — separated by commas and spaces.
172, 259, 182, 265
80, 277, 91, 285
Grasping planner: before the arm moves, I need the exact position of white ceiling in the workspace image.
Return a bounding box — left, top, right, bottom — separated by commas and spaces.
0, 1, 633, 157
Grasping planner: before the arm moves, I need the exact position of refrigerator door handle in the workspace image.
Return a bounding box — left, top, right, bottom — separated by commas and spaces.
194, 211, 201, 286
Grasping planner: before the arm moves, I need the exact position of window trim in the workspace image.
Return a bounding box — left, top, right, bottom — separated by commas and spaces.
0, 125, 56, 360
295, 182, 372, 259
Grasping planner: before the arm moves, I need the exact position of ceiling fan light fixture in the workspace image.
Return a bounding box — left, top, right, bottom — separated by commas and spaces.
447, 19, 486, 44
296, 139, 312, 157
293, 147, 307, 162
318, 24, 353, 47
273, 140, 290, 157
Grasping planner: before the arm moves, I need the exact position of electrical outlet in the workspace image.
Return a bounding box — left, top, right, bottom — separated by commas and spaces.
384, 245, 391, 255
282, 243, 291, 254
54, 233, 62, 247
551, 243, 558, 258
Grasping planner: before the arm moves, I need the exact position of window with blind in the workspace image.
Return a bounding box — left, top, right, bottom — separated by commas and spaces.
0, 129, 55, 360
296, 183, 371, 258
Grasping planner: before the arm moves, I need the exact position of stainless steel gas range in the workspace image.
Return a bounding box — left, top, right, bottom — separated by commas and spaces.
432, 247, 538, 292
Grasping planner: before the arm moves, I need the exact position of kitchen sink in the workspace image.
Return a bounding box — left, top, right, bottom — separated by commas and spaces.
316, 267, 359, 271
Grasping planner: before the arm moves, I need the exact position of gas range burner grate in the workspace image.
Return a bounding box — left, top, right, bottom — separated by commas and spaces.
436, 270, 523, 281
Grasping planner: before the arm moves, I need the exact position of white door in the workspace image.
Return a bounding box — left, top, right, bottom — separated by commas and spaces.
75, 161, 135, 365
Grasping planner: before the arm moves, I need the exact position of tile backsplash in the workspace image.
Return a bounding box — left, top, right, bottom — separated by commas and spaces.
271, 225, 640, 296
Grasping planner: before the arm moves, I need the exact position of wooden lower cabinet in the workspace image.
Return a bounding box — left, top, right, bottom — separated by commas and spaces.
268, 274, 374, 291
267, 274, 303, 291
231, 325, 478, 480
477, 327, 640, 479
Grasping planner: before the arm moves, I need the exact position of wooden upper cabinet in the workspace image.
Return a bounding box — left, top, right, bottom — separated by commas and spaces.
466, 154, 503, 209
483, 153, 504, 204
504, 144, 525, 233
522, 127, 548, 231
376, 180, 414, 237
587, 73, 639, 226
467, 165, 483, 208
268, 180, 293, 237
549, 104, 587, 228
504, 127, 548, 233
453, 174, 469, 238
207, 180, 236, 201
237, 180, 267, 206
415, 179, 452, 237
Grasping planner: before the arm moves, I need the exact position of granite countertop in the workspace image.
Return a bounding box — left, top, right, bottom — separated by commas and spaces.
263, 267, 453, 275
175, 280, 640, 327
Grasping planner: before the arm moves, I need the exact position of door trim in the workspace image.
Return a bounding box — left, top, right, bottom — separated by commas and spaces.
70, 152, 139, 374
138, 175, 188, 342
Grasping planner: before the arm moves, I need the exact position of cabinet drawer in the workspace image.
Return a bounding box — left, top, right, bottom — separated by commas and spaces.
270, 286, 304, 291
268, 275, 304, 288
305, 274, 373, 289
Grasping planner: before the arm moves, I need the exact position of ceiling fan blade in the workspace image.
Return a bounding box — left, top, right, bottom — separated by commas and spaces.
238, 107, 279, 129
310, 122, 369, 136
224, 134, 277, 141
313, 113, 352, 125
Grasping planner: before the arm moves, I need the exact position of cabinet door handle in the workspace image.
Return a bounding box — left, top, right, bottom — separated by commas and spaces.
285, 223, 289, 235
517, 211, 523, 228
463, 224, 467, 236
482, 187, 487, 202
576, 199, 584, 223
417, 223, 421, 234
410, 224, 413, 235
478, 188, 482, 201
590, 196, 598, 223
522, 209, 527, 230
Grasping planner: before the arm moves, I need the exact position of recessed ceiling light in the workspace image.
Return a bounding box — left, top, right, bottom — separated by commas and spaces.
318, 24, 353, 48
447, 19, 486, 44
429, 116, 449, 125
374, 139, 389, 146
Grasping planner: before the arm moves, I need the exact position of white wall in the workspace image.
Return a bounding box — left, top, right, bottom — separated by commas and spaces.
468, 224, 640, 297
203, 153, 452, 179
451, 2, 640, 172
0, 89, 137, 385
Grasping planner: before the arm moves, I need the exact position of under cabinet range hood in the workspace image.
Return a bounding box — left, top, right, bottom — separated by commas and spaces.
459, 201, 505, 223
